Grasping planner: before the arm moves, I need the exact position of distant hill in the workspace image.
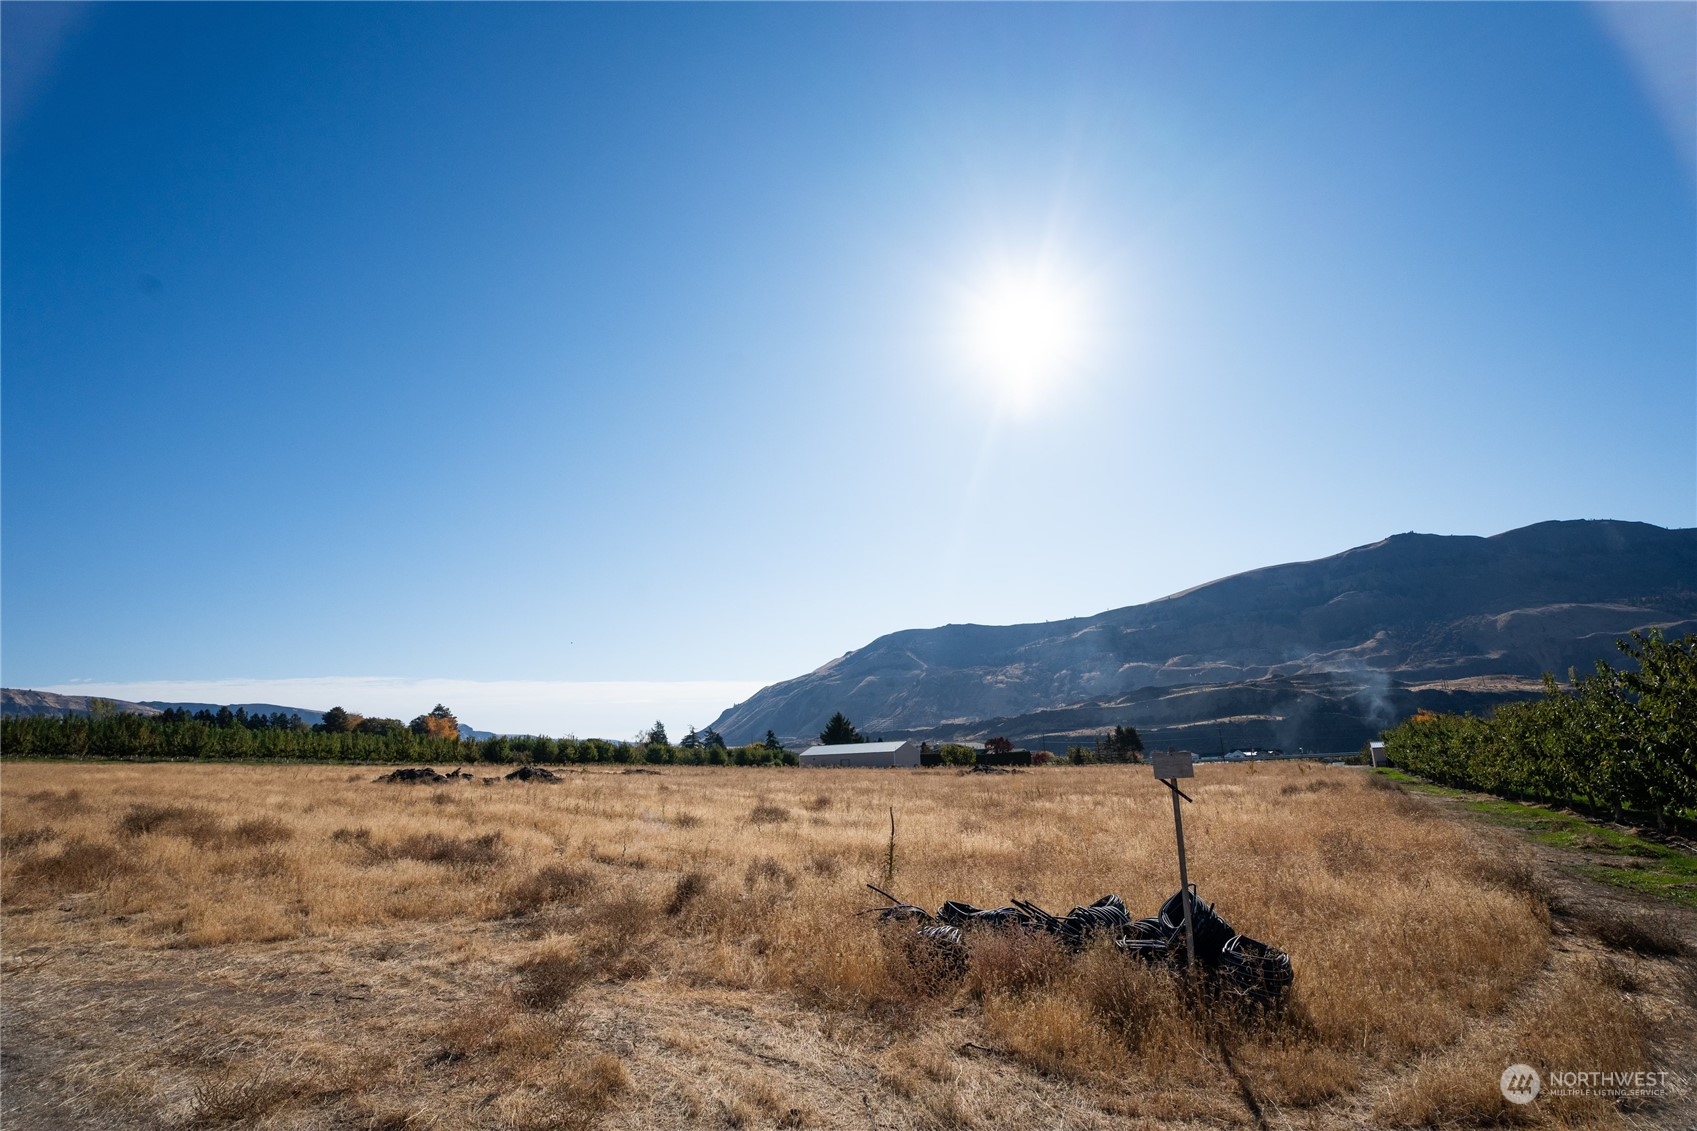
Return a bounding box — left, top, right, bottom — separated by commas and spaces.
1, 689, 162, 719
708, 520, 1697, 752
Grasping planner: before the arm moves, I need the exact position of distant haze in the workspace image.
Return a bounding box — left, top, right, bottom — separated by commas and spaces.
33, 678, 768, 741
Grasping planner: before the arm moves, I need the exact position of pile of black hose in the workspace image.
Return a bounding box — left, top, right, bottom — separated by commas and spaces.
864, 883, 1293, 1008
1217, 933, 1294, 1008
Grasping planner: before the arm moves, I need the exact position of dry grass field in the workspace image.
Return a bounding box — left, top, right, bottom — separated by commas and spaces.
2, 760, 1691, 1130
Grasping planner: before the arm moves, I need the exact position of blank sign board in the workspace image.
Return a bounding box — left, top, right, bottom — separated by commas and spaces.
1151, 751, 1194, 779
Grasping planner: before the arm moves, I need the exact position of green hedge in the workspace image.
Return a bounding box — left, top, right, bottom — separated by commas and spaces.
1384, 631, 1696, 825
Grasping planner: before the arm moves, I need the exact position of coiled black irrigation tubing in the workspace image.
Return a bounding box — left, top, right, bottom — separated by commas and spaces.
865, 883, 1294, 1009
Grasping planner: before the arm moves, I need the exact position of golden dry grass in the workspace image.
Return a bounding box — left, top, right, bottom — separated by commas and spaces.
1, 760, 1689, 1129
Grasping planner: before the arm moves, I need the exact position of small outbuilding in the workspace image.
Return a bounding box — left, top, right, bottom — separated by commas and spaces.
800, 739, 921, 768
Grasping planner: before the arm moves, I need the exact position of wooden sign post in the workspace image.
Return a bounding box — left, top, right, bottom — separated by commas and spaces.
1150, 750, 1197, 967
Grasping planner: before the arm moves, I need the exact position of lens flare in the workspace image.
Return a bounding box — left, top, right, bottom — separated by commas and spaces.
959, 267, 1089, 406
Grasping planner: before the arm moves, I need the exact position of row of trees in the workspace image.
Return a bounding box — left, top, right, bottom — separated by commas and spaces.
1067, 725, 1145, 764
317, 703, 460, 739
156, 706, 309, 731
1383, 631, 1696, 825
0, 710, 800, 767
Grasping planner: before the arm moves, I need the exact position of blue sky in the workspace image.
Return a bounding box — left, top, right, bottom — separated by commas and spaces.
4, 3, 1693, 737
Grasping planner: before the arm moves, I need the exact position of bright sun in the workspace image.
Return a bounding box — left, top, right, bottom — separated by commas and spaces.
960, 268, 1089, 404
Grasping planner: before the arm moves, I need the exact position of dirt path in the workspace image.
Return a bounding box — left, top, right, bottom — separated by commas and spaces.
1419, 791, 1697, 1129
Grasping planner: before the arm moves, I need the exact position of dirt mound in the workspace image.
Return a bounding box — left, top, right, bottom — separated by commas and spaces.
374, 767, 448, 784
505, 766, 562, 783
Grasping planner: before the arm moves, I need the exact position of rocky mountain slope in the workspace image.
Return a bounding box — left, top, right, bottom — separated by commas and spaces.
1, 689, 162, 719
709, 520, 1697, 751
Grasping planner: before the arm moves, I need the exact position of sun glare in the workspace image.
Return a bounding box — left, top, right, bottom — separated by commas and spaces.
960, 268, 1089, 406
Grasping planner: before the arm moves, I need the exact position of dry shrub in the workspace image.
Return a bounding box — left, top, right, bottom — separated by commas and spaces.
804, 852, 841, 878
1363, 775, 1432, 816
512, 949, 594, 1012
983, 993, 1120, 1081
749, 802, 790, 825
1280, 780, 1344, 796
666, 870, 710, 916
504, 864, 596, 915
1578, 905, 1685, 957
211, 847, 294, 880
378, 831, 503, 868
1074, 949, 1192, 1056
1, 826, 59, 852
228, 817, 293, 846
23, 788, 87, 816
561, 1053, 629, 1107
186, 1071, 301, 1128
786, 923, 931, 1019
577, 892, 658, 978
670, 811, 703, 829
1232, 1039, 1360, 1107
434, 1005, 516, 1061
588, 845, 651, 869
1317, 827, 1372, 874
888, 929, 968, 999
916, 1084, 976, 1130
13, 837, 133, 891
498, 1055, 630, 1131
329, 826, 371, 844
743, 856, 796, 895
117, 803, 221, 843
965, 930, 1063, 1000
804, 794, 832, 812
1459, 832, 1548, 909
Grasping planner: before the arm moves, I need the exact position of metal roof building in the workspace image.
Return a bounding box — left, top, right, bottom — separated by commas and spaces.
799, 739, 920, 768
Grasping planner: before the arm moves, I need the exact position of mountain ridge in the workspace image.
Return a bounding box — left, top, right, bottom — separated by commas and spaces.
708, 520, 1697, 750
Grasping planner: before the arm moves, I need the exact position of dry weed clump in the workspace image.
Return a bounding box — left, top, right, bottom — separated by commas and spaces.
1, 825, 59, 852
186, 1071, 304, 1128
512, 948, 595, 1011
11, 836, 133, 893
965, 929, 1065, 1000
21, 787, 87, 816
1, 759, 1680, 1131
666, 869, 710, 916
744, 855, 797, 895
749, 801, 791, 825
117, 802, 222, 842
1575, 904, 1686, 957
373, 830, 504, 869
504, 863, 597, 916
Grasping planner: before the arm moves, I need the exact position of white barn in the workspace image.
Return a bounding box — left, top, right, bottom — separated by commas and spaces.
799, 739, 921, 768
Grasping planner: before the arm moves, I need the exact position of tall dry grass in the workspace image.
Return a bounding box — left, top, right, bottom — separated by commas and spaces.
0, 760, 1679, 1129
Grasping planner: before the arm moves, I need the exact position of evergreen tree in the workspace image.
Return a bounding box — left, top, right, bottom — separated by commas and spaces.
818, 712, 863, 745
